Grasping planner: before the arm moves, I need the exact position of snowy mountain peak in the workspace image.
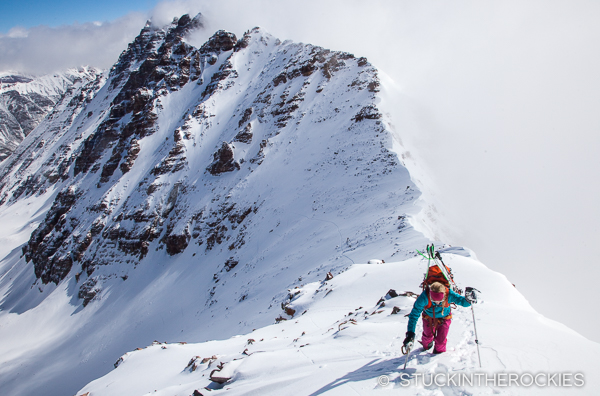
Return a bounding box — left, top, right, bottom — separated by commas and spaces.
2, 17, 414, 311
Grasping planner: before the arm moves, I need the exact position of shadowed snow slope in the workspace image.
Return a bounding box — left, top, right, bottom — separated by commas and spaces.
0, 14, 598, 396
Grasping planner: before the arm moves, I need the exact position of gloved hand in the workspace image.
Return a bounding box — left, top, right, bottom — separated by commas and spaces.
465, 287, 479, 304
403, 331, 415, 347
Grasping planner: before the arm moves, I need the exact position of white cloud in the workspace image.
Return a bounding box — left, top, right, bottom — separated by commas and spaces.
6, 26, 29, 38
0, 13, 148, 75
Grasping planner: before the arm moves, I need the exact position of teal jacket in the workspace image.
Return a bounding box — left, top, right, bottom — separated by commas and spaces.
407, 288, 471, 333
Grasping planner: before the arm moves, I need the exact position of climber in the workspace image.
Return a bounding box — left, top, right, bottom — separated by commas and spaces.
403, 281, 475, 354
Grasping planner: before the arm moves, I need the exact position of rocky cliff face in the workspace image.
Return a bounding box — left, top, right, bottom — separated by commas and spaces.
0, 14, 423, 310
0, 69, 102, 160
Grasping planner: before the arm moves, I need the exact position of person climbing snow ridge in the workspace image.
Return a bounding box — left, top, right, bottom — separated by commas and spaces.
403, 281, 475, 354
402, 245, 479, 359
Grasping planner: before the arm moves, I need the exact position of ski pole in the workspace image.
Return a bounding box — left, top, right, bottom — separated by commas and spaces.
465, 287, 482, 368
470, 305, 482, 368
401, 341, 414, 370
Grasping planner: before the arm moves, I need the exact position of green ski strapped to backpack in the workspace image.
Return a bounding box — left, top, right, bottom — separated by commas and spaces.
417, 244, 461, 294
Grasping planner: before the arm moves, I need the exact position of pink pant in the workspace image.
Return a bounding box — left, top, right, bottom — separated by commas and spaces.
421, 317, 452, 353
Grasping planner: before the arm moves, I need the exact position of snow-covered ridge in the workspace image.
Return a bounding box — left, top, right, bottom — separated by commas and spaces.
78, 253, 600, 396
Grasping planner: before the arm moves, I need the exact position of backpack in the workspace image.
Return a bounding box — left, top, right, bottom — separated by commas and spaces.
417, 245, 462, 311
421, 259, 455, 290
419, 246, 457, 288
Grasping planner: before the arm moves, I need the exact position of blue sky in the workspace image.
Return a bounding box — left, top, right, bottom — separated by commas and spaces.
0, 0, 160, 33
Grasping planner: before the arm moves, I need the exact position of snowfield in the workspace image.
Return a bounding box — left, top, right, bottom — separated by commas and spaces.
77, 251, 600, 396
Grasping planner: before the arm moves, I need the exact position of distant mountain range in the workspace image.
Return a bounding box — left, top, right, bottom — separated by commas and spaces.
0, 68, 102, 160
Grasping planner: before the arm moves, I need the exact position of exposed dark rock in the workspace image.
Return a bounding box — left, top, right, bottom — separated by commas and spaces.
201, 60, 238, 98
207, 142, 240, 175
73, 232, 93, 262
273, 73, 287, 87
367, 80, 380, 92
90, 220, 105, 235
321, 54, 345, 79
73, 125, 120, 176
233, 123, 253, 144
200, 30, 237, 54
78, 278, 99, 306
300, 63, 317, 76
271, 90, 304, 128
132, 88, 153, 114
162, 182, 183, 218
76, 16, 203, 180
119, 239, 150, 259
228, 207, 254, 225
206, 55, 218, 65
109, 24, 165, 88
249, 139, 268, 164
192, 204, 256, 253
10, 174, 43, 202
26, 186, 81, 284
152, 141, 187, 175
238, 107, 253, 128
120, 139, 141, 174
147, 182, 161, 195
224, 258, 238, 272
100, 147, 123, 183
210, 365, 230, 384
164, 231, 190, 255
352, 105, 382, 122
234, 28, 257, 51
284, 306, 296, 317
206, 224, 228, 250
168, 13, 204, 41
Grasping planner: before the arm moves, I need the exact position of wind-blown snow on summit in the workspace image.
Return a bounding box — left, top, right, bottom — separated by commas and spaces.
0, 14, 433, 396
